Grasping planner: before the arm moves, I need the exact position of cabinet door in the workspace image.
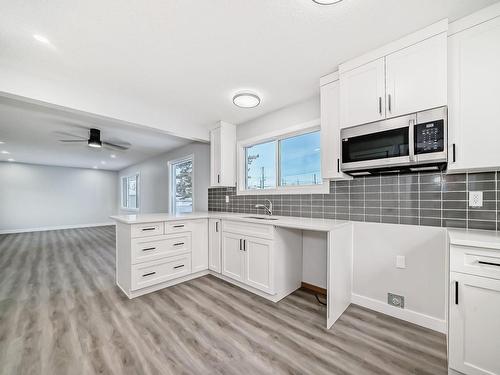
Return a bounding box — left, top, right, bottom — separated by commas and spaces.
191, 219, 208, 273
385, 33, 447, 118
320, 80, 352, 180
449, 272, 500, 375
221, 232, 245, 282
208, 219, 221, 273
210, 127, 221, 186
244, 236, 274, 294
339, 58, 385, 128
448, 17, 500, 171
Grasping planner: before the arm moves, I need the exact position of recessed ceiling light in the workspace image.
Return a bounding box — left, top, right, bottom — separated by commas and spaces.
93, 166, 98, 169
0, 141, 4, 144
1, 150, 9, 154
33, 34, 50, 44
312, 0, 343, 4
110, 154, 116, 158
101, 161, 106, 165
232, 92, 261, 108
7, 158, 15, 162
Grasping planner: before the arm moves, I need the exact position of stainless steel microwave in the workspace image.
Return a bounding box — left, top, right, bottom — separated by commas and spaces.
341, 106, 447, 175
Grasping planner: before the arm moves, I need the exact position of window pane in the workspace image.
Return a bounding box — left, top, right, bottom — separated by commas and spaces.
280, 131, 321, 186
174, 159, 193, 214
245, 141, 276, 190
122, 178, 128, 207
128, 176, 137, 209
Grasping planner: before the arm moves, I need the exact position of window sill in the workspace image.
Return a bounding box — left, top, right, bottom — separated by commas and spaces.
121, 207, 140, 212
236, 182, 329, 196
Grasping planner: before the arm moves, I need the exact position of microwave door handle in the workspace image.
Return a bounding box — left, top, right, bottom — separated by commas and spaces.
409, 119, 416, 163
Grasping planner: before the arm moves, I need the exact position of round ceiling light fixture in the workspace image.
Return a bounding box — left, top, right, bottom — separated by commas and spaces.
232, 92, 261, 108
312, 0, 343, 5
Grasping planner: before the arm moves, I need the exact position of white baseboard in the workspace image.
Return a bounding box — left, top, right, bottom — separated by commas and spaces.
0, 222, 116, 234
351, 293, 447, 333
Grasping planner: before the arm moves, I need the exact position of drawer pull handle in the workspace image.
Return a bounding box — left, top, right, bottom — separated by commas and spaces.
455, 281, 459, 305
478, 261, 500, 267
173, 224, 185, 228
174, 264, 185, 269
173, 242, 185, 246
142, 247, 156, 252
142, 227, 156, 232
142, 271, 156, 278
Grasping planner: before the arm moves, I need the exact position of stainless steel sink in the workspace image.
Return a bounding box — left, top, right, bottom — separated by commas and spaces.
244, 216, 278, 221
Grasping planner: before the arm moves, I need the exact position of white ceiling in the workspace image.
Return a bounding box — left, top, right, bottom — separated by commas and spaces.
0, 95, 191, 170
0, 0, 498, 141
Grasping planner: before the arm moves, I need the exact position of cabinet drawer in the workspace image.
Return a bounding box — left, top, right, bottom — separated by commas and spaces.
450, 245, 500, 280
222, 220, 274, 240
131, 254, 191, 291
165, 220, 192, 234
131, 222, 163, 238
131, 234, 191, 264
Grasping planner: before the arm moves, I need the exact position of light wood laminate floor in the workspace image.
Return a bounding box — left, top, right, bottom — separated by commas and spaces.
0, 226, 447, 375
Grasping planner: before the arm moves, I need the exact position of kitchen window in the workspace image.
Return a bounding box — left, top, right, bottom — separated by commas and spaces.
121, 173, 139, 210
239, 123, 326, 194
169, 156, 194, 214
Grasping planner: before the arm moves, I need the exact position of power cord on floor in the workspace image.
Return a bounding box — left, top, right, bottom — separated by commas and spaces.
315, 294, 327, 306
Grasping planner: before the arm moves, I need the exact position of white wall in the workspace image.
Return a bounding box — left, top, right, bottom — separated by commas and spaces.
236, 95, 319, 140
352, 222, 447, 332
0, 162, 118, 233
118, 142, 210, 214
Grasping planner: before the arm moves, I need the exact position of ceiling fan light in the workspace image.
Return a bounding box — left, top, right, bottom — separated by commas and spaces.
88, 128, 102, 148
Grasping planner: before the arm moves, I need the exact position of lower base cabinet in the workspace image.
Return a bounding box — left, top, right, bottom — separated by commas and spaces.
208, 218, 222, 273
221, 220, 302, 299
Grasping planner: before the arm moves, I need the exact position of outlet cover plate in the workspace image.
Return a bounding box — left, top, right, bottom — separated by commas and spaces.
388, 293, 405, 308
469, 191, 483, 207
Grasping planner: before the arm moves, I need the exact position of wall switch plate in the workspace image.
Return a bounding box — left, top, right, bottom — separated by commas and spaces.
396, 255, 406, 269
469, 191, 483, 207
388, 293, 405, 308
225, 195, 230, 203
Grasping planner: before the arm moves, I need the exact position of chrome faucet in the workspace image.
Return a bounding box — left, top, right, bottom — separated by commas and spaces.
255, 199, 273, 216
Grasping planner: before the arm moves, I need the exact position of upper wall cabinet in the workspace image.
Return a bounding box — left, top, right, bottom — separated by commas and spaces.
448, 10, 500, 172
210, 121, 236, 187
339, 20, 448, 129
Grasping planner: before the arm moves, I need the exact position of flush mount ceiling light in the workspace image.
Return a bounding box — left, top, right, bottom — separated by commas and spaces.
312, 0, 343, 4
33, 34, 50, 44
232, 92, 261, 108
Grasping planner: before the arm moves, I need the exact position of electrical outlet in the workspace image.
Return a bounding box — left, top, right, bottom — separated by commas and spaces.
388, 293, 405, 308
225, 195, 230, 203
469, 191, 483, 207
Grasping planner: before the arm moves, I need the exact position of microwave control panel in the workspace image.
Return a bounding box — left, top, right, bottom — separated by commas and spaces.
414, 120, 444, 154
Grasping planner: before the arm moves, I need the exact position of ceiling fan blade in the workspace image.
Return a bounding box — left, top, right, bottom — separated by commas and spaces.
59, 139, 88, 143
53, 131, 87, 139
102, 141, 130, 151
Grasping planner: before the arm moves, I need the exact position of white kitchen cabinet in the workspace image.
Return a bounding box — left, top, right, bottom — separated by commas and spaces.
385, 33, 447, 118
222, 231, 245, 282
210, 121, 236, 187
245, 236, 274, 294
320, 73, 351, 180
339, 57, 385, 128
448, 15, 500, 172
208, 218, 222, 273
449, 272, 500, 375
190, 219, 208, 273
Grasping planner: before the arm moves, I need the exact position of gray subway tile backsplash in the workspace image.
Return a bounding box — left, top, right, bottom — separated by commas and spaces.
208, 171, 499, 231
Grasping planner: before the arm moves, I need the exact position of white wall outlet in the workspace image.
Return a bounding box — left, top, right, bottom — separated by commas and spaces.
469, 191, 483, 207
225, 195, 230, 203
396, 255, 406, 269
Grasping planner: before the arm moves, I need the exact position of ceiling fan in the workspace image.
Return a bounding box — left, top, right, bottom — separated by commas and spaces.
58, 128, 131, 151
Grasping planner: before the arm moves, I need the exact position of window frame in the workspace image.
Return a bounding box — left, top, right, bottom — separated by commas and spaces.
168, 154, 195, 215
120, 173, 140, 211
237, 119, 328, 195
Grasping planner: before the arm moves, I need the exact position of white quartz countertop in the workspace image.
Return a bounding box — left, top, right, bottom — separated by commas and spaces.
448, 228, 500, 250
110, 212, 350, 232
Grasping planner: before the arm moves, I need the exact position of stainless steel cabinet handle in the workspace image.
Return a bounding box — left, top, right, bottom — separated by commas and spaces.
142, 247, 156, 252
141, 227, 156, 232
173, 224, 185, 228
174, 264, 185, 269
378, 97, 382, 115
478, 261, 500, 267
455, 281, 459, 305
142, 271, 156, 277
388, 94, 392, 113
173, 242, 184, 246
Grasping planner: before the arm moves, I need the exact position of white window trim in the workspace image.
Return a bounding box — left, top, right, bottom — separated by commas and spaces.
168, 154, 195, 215
236, 118, 328, 195
120, 172, 140, 211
